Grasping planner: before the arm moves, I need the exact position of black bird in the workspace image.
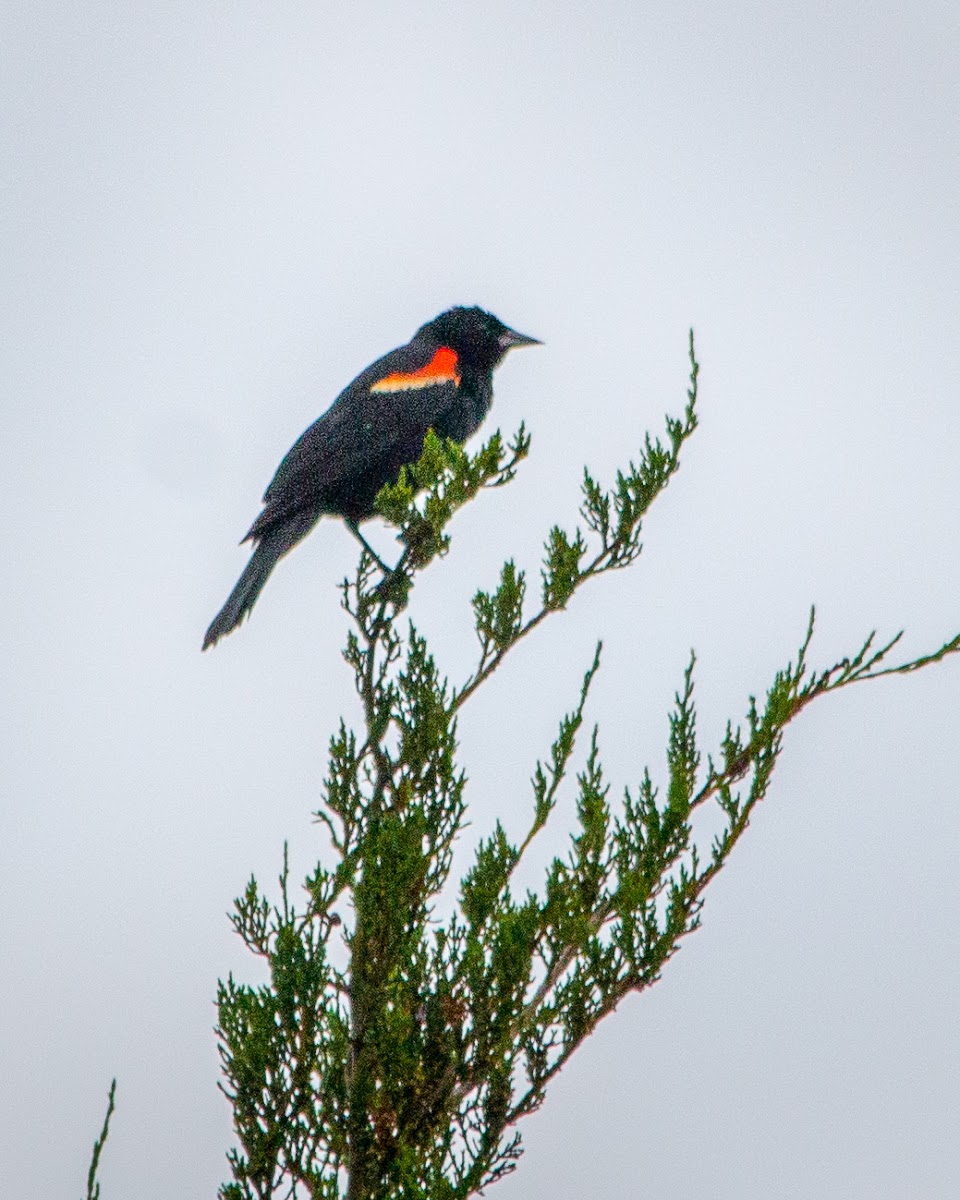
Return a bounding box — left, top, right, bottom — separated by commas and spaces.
203, 306, 539, 649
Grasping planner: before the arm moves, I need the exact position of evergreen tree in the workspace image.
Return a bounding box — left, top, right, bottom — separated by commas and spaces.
207, 333, 960, 1199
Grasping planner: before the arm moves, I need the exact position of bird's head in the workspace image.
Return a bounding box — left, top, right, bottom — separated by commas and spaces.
417, 306, 541, 372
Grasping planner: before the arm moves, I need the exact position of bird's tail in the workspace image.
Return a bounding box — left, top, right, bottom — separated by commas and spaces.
202, 516, 317, 650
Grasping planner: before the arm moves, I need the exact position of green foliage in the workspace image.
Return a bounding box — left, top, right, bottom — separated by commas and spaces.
216, 332, 960, 1199
85, 1078, 116, 1200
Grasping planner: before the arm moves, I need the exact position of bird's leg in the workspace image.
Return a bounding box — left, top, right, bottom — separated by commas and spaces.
345, 519, 392, 574
345, 520, 412, 608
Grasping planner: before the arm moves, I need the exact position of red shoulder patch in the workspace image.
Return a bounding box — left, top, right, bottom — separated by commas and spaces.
370, 346, 460, 393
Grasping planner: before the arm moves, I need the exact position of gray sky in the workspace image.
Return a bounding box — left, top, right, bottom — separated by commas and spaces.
3, 2, 959, 1197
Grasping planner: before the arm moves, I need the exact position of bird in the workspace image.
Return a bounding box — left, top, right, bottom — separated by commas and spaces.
203, 306, 540, 650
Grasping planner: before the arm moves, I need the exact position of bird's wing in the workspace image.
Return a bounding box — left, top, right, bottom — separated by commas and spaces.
244, 339, 463, 539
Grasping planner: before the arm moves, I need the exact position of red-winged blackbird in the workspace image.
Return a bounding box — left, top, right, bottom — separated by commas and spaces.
203, 306, 539, 650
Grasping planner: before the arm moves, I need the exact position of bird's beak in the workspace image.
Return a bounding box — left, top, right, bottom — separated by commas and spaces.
498, 326, 542, 351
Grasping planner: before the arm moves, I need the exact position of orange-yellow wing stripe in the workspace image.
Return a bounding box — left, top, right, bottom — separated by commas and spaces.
370, 346, 461, 393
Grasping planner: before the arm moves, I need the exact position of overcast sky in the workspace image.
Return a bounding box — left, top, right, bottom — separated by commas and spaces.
3, 3, 959, 1197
